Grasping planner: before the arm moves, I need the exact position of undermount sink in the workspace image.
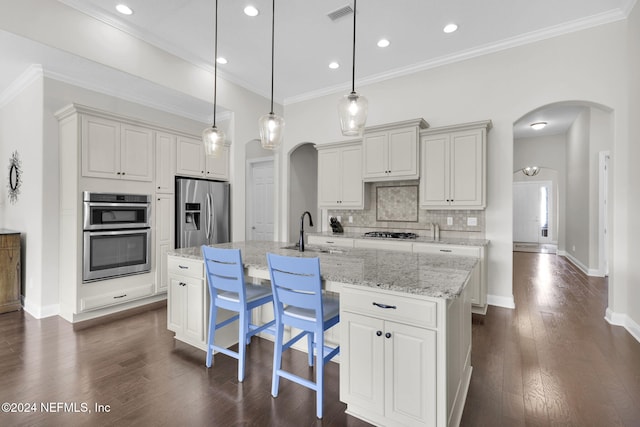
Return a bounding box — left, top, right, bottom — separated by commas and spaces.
280, 244, 345, 254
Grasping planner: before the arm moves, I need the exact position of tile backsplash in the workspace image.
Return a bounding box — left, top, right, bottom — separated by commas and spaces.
327, 180, 485, 238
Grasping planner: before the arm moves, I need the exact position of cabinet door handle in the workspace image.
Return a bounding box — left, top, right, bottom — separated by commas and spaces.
385, 332, 391, 339
113, 294, 127, 299
376, 331, 382, 336
439, 249, 452, 253
178, 265, 189, 269
326, 241, 334, 244
373, 302, 397, 309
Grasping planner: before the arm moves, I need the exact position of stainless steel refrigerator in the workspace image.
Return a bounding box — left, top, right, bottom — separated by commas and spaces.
175, 177, 230, 248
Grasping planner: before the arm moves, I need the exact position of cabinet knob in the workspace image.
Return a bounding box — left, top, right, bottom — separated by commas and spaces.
117, 172, 121, 175
376, 331, 382, 337
385, 332, 391, 339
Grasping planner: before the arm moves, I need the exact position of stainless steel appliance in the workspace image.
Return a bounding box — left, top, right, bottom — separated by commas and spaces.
176, 177, 230, 248
82, 192, 152, 282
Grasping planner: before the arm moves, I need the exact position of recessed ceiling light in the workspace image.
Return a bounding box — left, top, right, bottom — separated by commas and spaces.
443, 23, 458, 33
115, 4, 133, 15
329, 62, 340, 69
530, 122, 548, 130
216, 57, 228, 65
244, 5, 259, 17
377, 39, 390, 48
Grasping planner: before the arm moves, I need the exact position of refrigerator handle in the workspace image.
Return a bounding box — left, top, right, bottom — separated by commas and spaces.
210, 193, 216, 243
205, 193, 212, 242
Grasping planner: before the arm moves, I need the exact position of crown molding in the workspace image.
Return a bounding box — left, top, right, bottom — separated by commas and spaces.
0, 64, 43, 108
283, 7, 630, 105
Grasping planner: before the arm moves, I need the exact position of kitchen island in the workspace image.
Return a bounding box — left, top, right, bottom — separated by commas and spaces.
167, 241, 477, 427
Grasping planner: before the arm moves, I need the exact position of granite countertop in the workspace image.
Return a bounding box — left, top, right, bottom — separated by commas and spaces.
168, 241, 477, 300
309, 231, 489, 246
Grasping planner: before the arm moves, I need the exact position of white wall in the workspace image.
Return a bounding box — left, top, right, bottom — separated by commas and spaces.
620, 1, 640, 339
282, 19, 630, 310
0, 72, 51, 316
565, 110, 591, 268
288, 143, 318, 243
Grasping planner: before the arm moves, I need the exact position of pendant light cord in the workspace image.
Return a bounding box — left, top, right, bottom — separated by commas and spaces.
269, 0, 275, 114
351, 0, 357, 94
212, 0, 219, 127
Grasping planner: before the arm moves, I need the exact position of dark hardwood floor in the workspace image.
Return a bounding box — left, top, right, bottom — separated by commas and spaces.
1, 252, 639, 426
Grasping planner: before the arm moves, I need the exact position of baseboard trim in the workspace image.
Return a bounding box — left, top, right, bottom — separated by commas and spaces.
22, 297, 60, 319
487, 294, 516, 309
72, 299, 167, 330
605, 308, 640, 344
559, 252, 605, 277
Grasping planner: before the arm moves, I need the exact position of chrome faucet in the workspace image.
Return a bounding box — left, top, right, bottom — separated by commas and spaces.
299, 211, 314, 252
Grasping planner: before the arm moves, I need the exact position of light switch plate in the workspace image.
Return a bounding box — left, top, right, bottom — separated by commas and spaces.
447, 217, 453, 226
467, 217, 478, 226
348, 216, 353, 223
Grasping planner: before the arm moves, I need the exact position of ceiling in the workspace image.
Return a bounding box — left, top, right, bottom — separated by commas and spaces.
0, 0, 634, 132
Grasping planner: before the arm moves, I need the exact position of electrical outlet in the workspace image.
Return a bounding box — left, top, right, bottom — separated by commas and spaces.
467, 217, 477, 226
572, 245, 576, 252
337, 215, 341, 223
447, 217, 453, 226
348, 216, 353, 223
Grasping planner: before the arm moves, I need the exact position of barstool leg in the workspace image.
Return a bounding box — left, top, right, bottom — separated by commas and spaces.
271, 320, 284, 397
206, 303, 217, 368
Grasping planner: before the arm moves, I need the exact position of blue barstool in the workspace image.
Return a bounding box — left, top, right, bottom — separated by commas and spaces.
266, 253, 340, 419
202, 246, 275, 382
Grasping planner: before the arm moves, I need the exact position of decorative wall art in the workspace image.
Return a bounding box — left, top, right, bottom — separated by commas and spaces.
7, 150, 22, 204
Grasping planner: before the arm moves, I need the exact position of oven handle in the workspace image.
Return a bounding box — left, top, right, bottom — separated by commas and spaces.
84, 228, 150, 237
85, 202, 150, 209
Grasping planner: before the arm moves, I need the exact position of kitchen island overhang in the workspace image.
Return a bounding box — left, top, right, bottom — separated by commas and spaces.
167, 241, 477, 427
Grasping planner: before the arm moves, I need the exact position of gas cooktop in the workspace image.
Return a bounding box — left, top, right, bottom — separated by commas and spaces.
363, 231, 419, 239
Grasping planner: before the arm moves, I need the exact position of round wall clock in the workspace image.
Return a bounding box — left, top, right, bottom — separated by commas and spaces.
7, 150, 21, 204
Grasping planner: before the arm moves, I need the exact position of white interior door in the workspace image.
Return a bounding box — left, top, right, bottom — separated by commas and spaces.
247, 159, 274, 241
513, 181, 553, 243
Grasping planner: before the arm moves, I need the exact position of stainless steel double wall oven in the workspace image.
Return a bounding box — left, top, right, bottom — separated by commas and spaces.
82, 191, 151, 282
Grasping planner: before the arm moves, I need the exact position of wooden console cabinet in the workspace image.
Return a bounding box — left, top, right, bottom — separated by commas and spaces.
0, 230, 21, 314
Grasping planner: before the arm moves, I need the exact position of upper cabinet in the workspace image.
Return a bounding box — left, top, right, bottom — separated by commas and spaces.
177, 136, 230, 181
155, 132, 176, 193
419, 120, 491, 210
362, 118, 428, 182
81, 116, 154, 182
317, 141, 365, 209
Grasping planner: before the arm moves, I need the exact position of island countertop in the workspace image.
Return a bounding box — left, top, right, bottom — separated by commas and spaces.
168, 240, 477, 299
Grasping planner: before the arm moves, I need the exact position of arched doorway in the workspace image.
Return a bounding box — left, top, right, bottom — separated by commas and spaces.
513, 101, 613, 276
288, 143, 318, 243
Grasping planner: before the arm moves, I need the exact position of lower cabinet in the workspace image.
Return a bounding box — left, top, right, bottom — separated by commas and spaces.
340, 283, 471, 427
167, 255, 238, 351
341, 311, 436, 426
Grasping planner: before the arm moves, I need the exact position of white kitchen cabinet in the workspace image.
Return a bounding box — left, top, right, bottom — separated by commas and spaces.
155, 194, 174, 294
167, 255, 238, 351
354, 238, 413, 252
341, 282, 470, 427
307, 235, 354, 248
155, 132, 176, 193
413, 242, 488, 313
177, 136, 230, 181
81, 115, 154, 181
363, 118, 427, 181
420, 120, 491, 209
317, 141, 365, 208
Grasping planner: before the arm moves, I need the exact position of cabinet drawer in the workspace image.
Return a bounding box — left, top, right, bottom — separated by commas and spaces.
341, 286, 437, 329
412, 244, 480, 257
81, 283, 154, 312
308, 235, 354, 248
168, 256, 203, 279
354, 239, 412, 252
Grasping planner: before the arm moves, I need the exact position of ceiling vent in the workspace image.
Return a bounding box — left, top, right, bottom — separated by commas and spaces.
327, 5, 353, 21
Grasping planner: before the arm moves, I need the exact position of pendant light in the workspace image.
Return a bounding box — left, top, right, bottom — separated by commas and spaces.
202, 0, 225, 157
338, 0, 368, 136
259, 0, 285, 150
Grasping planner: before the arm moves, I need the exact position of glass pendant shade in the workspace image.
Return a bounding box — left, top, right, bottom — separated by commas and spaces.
259, 112, 285, 150
202, 125, 225, 158
338, 91, 368, 136
522, 166, 540, 176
